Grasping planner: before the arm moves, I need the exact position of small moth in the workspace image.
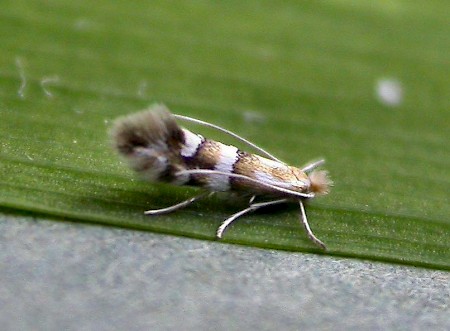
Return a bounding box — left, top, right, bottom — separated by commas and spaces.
111, 104, 332, 249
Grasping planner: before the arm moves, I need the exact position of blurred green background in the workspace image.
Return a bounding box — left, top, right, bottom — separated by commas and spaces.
0, 0, 449, 269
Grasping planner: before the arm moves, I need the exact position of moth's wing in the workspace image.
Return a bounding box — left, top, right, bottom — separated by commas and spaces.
173, 114, 285, 164
177, 169, 314, 199
111, 104, 187, 182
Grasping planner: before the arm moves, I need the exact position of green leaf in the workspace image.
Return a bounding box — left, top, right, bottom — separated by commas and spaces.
1, 0, 449, 269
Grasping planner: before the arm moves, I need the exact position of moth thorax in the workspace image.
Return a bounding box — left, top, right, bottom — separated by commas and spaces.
289, 166, 312, 193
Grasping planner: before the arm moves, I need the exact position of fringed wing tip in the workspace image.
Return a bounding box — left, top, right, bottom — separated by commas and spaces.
110, 104, 178, 156
309, 170, 333, 195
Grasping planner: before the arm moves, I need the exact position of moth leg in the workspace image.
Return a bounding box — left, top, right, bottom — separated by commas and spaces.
298, 200, 326, 250
216, 199, 288, 239
144, 192, 213, 215
301, 159, 325, 174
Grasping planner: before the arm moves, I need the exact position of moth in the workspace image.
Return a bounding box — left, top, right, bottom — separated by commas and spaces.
111, 104, 332, 249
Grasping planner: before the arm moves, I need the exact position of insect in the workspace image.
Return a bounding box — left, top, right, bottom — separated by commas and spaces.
111, 104, 332, 249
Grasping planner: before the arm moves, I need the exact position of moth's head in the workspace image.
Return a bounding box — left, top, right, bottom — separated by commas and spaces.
308, 170, 332, 195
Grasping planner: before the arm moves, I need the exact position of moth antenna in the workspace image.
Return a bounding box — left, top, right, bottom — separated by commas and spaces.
302, 159, 325, 174
173, 114, 285, 164
176, 169, 315, 199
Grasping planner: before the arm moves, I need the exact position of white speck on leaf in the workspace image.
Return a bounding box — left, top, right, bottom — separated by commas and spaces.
376, 78, 403, 106
41, 75, 60, 98
15, 57, 27, 99
137, 80, 148, 98
74, 18, 95, 31
243, 111, 266, 124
